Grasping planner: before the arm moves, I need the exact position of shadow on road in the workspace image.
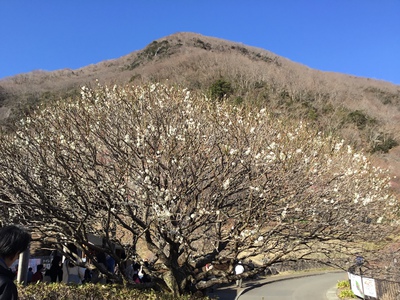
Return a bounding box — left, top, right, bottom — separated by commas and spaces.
208, 277, 266, 300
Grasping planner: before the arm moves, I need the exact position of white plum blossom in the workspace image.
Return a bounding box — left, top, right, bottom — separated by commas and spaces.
223, 178, 230, 190
229, 148, 238, 155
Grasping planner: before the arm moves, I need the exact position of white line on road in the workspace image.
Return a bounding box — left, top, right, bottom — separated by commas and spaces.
326, 285, 339, 300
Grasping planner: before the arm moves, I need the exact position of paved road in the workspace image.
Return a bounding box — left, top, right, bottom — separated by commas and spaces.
237, 272, 347, 300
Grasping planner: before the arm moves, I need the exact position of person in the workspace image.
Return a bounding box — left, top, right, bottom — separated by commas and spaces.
205, 263, 213, 271
248, 259, 254, 271
247, 259, 256, 279
141, 260, 152, 282
47, 256, 63, 283
125, 259, 134, 281
105, 254, 115, 274
62, 244, 84, 284
0, 225, 31, 300
63, 258, 85, 284
83, 267, 92, 284
132, 273, 141, 284
105, 254, 115, 283
13, 266, 18, 279
234, 261, 245, 288
26, 267, 33, 284
137, 265, 145, 282
31, 264, 44, 283
91, 251, 107, 284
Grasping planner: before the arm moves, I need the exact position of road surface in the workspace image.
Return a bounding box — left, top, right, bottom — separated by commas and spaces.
238, 272, 347, 300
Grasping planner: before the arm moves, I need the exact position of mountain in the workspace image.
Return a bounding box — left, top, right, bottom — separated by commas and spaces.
1, 32, 400, 190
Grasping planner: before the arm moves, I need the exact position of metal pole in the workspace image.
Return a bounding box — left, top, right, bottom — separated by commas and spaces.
17, 247, 30, 285
360, 266, 365, 300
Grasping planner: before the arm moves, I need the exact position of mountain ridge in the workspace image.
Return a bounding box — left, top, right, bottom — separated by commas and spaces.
1, 32, 400, 190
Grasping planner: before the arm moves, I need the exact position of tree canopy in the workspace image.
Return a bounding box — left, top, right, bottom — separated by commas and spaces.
0, 82, 397, 294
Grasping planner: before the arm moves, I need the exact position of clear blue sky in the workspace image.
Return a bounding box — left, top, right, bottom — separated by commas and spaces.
1, 1, 400, 85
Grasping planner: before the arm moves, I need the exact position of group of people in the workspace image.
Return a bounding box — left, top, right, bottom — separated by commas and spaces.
27, 248, 113, 285
25, 247, 152, 286
0, 224, 152, 300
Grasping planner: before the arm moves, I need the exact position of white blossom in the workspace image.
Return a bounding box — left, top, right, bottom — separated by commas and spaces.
223, 178, 230, 190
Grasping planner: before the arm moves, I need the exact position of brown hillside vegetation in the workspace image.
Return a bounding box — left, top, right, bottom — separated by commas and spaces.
1, 31, 400, 189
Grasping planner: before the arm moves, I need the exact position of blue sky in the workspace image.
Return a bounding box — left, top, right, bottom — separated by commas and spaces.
1, 1, 400, 85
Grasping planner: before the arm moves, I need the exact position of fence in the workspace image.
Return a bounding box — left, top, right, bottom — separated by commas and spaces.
349, 269, 400, 300
271, 260, 329, 273
271, 260, 400, 299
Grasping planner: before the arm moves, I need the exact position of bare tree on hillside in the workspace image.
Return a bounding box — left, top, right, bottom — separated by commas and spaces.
0, 83, 398, 295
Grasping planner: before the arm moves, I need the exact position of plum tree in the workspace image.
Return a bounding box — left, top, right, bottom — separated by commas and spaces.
0, 82, 397, 295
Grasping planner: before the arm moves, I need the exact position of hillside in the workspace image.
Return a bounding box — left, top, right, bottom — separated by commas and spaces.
1, 32, 400, 189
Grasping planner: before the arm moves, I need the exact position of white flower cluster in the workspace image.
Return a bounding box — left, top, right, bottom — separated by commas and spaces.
223, 178, 230, 190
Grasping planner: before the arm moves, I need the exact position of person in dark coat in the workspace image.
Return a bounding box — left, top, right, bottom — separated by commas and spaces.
0, 225, 31, 300
47, 256, 63, 282
26, 267, 33, 284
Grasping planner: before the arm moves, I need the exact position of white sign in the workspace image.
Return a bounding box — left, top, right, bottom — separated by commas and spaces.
348, 272, 377, 298
362, 277, 377, 298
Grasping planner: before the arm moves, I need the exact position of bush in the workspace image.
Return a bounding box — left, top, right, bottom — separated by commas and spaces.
337, 280, 350, 289
209, 79, 233, 100
371, 136, 399, 153
338, 289, 356, 299
143, 40, 170, 59
337, 280, 355, 299
233, 96, 244, 105
18, 283, 209, 300
348, 110, 368, 129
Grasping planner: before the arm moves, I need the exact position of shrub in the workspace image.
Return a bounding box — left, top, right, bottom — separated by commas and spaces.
348, 110, 368, 129
194, 39, 211, 50
337, 280, 350, 288
371, 136, 399, 153
233, 96, 244, 105
337, 280, 355, 299
338, 289, 356, 299
18, 283, 208, 300
307, 106, 318, 121
143, 40, 170, 59
209, 78, 233, 100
